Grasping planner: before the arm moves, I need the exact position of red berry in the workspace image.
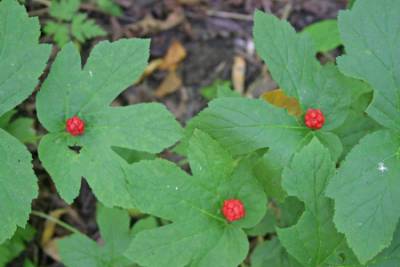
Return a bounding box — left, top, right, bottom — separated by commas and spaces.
304, 108, 325, 130
222, 199, 245, 222
66, 116, 85, 136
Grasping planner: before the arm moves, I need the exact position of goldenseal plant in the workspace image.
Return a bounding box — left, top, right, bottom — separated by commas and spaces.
181, 8, 375, 203
3, 0, 400, 266
177, 1, 400, 267
124, 130, 266, 267
327, 0, 400, 263
0, 0, 50, 244
36, 38, 182, 208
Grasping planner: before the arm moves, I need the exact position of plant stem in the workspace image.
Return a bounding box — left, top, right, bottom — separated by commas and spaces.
31, 210, 81, 235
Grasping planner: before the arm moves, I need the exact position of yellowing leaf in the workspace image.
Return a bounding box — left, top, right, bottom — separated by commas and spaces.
261, 89, 302, 116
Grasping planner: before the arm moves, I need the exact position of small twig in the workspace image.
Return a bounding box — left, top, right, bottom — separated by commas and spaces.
31, 210, 81, 235
206, 10, 253, 21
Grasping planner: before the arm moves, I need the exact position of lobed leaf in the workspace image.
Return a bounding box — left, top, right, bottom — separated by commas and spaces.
0, 0, 50, 244
0, 0, 51, 117
337, 0, 400, 131
327, 130, 400, 263
277, 139, 355, 266
58, 205, 139, 266
0, 130, 37, 244
254, 10, 351, 130
37, 39, 182, 207
125, 130, 267, 267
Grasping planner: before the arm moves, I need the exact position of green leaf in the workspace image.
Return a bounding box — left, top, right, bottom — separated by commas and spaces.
245, 208, 276, 236
43, 21, 70, 48
253, 151, 289, 202
250, 238, 302, 267
0, 111, 37, 144
0, 0, 51, 117
347, 0, 356, 9
23, 260, 36, 267
327, 130, 400, 263
337, 0, 400, 131
199, 80, 236, 101
0, 0, 47, 244
0, 129, 37, 244
97, 0, 122, 17
130, 216, 158, 236
365, 223, 400, 267
302, 19, 341, 53
5, 117, 37, 144
112, 147, 156, 164
125, 130, 267, 267
277, 138, 353, 267
0, 226, 35, 266
58, 205, 134, 266
278, 196, 304, 228
254, 10, 351, 130
71, 14, 106, 44
333, 79, 381, 159
49, 0, 80, 21
186, 97, 308, 157
185, 96, 343, 201
37, 40, 182, 207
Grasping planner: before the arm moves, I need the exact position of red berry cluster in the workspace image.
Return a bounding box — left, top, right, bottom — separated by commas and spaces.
222, 199, 245, 222
304, 108, 325, 130
66, 116, 85, 136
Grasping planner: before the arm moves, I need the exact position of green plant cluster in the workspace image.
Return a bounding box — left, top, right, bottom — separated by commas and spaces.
43, 0, 122, 47
1, 0, 399, 266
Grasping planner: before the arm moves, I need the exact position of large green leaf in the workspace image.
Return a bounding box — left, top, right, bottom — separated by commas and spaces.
254, 10, 351, 130
0, 0, 49, 244
184, 97, 342, 201
185, 97, 308, 157
337, 0, 400, 131
277, 139, 354, 266
58, 205, 140, 267
37, 40, 182, 207
0, 129, 37, 244
125, 130, 267, 267
327, 130, 400, 263
0, 0, 51, 117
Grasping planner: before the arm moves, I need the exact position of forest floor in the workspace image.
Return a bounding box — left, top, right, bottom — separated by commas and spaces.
12, 0, 346, 265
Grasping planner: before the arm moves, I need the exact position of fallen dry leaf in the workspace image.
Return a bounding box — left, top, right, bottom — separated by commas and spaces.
261, 89, 302, 116
232, 56, 246, 94
155, 71, 182, 98
124, 11, 185, 37
143, 59, 164, 78
159, 40, 187, 71
41, 208, 68, 246
43, 238, 62, 262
